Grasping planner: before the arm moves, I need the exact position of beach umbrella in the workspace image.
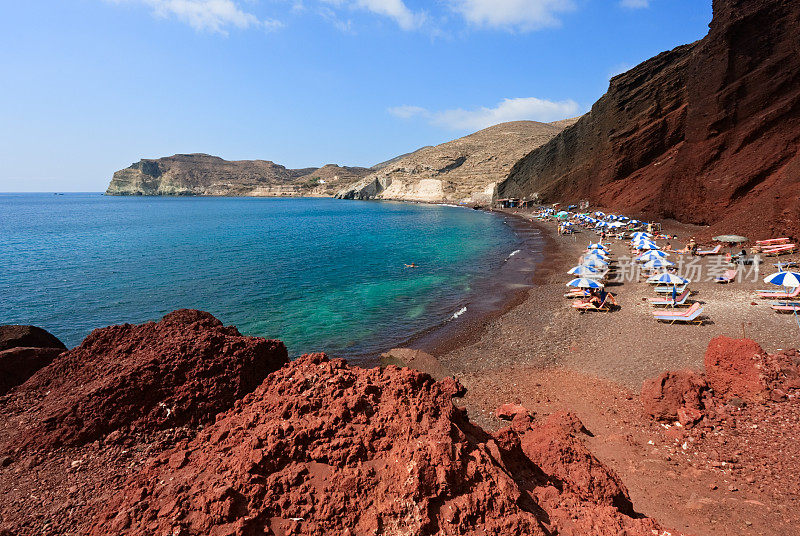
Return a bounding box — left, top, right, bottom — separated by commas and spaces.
647, 273, 689, 285
636, 250, 669, 261
587, 243, 608, 250
644, 258, 675, 270
582, 259, 608, 269
568, 266, 601, 277
634, 241, 660, 250
631, 232, 652, 240
566, 278, 604, 289
584, 252, 610, 261
712, 235, 748, 244
763, 271, 800, 288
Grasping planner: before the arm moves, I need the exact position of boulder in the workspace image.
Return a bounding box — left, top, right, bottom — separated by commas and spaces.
0, 347, 63, 395
0, 325, 66, 352
641, 370, 707, 421
704, 336, 767, 402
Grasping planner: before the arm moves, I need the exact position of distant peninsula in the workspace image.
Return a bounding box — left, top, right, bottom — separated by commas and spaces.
105, 154, 372, 197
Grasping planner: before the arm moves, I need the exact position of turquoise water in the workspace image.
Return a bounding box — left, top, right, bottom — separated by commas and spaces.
0, 194, 521, 357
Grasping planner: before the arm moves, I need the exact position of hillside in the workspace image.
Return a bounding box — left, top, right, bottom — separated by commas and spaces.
106, 154, 372, 197
335, 120, 575, 204
499, 0, 800, 239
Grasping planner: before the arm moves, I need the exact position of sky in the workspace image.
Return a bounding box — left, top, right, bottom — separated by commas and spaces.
0, 0, 712, 191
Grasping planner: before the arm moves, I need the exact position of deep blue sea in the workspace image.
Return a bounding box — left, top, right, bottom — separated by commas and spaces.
0, 194, 525, 358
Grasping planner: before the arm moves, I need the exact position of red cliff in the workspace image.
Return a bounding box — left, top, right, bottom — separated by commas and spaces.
500, 0, 800, 239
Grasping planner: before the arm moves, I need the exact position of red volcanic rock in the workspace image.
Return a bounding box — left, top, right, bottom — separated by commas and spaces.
495, 402, 530, 421
0, 324, 66, 351
0, 346, 63, 395
0, 309, 288, 452
88, 355, 678, 536
704, 336, 767, 401
500, 0, 800, 240
641, 370, 708, 421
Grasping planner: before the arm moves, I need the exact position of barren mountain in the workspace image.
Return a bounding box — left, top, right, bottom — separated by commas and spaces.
499, 0, 800, 239
336, 120, 575, 204
106, 154, 372, 197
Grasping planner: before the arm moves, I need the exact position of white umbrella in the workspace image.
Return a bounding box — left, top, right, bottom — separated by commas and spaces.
764, 271, 800, 288
566, 278, 604, 289
634, 241, 660, 250
636, 250, 669, 261
568, 265, 601, 277
582, 258, 608, 269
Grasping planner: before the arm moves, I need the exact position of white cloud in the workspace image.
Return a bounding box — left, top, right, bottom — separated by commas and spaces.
619, 0, 650, 8
320, 0, 425, 30
390, 97, 580, 131
448, 0, 576, 31
107, 0, 283, 34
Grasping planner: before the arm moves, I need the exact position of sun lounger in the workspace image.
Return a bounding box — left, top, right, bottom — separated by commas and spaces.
762, 244, 796, 256
654, 284, 688, 294
695, 245, 722, 256
756, 286, 800, 299
572, 293, 616, 312
652, 303, 705, 324
564, 289, 589, 299
756, 238, 790, 246
770, 302, 800, 313
715, 269, 737, 284
648, 289, 690, 307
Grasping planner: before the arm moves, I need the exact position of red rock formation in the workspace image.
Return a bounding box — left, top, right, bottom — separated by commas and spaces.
88, 354, 677, 536
0, 309, 288, 452
704, 336, 767, 401
500, 0, 800, 239
0, 324, 66, 351
641, 369, 708, 421
0, 324, 67, 395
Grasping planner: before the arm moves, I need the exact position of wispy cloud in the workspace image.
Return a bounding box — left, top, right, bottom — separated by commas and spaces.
448, 0, 576, 32
106, 0, 283, 34
320, 0, 425, 30
389, 97, 580, 131
619, 0, 650, 9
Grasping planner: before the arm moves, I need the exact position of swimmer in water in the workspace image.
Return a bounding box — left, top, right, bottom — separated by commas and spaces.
404, 263, 418, 268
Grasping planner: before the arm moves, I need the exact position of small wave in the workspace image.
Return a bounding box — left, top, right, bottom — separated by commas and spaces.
505, 249, 521, 261
451, 306, 467, 320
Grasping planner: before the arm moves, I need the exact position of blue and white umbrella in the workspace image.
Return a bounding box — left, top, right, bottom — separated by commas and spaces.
582, 258, 608, 269
632, 231, 652, 238
647, 272, 689, 285
633, 241, 660, 250
568, 265, 601, 277
643, 258, 675, 269
636, 250, 669, 261
587, 244, 608, 252
566, 278, 604, 289
764, 271, 800, 288
584, 253, 610, 263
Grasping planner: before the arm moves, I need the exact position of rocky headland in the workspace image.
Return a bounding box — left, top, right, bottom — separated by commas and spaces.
106, 153, 372, 197
335, 120, 577, 204
499, 0, 800, 239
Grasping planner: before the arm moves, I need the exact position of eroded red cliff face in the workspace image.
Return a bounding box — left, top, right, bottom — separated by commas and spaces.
501, 0, 800, 239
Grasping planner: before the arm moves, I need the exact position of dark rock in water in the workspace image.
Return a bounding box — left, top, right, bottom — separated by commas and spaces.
0, 325, 66, 352
0, 347, 64, 395
500, 0, 800, 240
0, 309, 289, 452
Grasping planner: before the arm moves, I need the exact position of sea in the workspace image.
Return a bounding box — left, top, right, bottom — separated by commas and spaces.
0, 194, 538, 359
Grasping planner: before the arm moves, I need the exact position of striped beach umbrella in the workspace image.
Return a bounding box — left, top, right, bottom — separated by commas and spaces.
643, 258, 675, 269
632, 231, 652, 239
647, 272, 688, 285
566, 278, 604, 289
568, 265, 601, 277
636, 250, 669, 261
583, 253, 610, 263
764, 271, 800, 288
634, 241, 660, 250
582, 258, 608, 269
587, 243, 608, 250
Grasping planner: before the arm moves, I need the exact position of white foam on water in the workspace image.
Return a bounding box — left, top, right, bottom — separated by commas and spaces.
506, 249, 521, 260
451, 306, 467, 320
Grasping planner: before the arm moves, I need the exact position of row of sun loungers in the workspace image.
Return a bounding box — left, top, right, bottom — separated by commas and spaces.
756, 286, 800, 299
652, 302, 705, 324
771, 301, 800, 313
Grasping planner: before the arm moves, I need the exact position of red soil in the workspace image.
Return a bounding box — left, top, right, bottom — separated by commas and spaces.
88, 353, 680, 536
704, 336, 767, 402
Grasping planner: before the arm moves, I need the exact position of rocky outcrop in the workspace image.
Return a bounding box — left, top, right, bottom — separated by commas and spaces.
0, 310, 288, 452
89, 354, 676, 536
106, 153, 371, 197
500, 0, 800, 239
0, 325, 66, 352
641, 369, 708, 422
336, 120, 576, 204
0, 325, 66, 395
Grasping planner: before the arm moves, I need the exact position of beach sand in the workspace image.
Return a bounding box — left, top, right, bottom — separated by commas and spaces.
432, 209, 800, 536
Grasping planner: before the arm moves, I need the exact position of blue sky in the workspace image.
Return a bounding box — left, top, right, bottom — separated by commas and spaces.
0, 0, 711, 191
